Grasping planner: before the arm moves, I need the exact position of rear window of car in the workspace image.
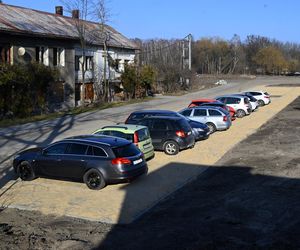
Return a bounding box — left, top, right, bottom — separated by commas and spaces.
113, 143, 140, 157
208, 109, 222, 116
137, 128, 150, 142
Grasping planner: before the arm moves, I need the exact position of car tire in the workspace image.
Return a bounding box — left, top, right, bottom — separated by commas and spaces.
258, 99, 265, 107
17, 161, 36, 181
83, 169, 106, 190
236, 109, 246, 118
163, 140, 179, 155
206, 122, 216, 134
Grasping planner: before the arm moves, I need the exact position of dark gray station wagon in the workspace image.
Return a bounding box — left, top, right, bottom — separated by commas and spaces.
13, 135, 148, 190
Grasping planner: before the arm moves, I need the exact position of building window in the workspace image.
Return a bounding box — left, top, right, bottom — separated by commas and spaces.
0, 46, 10, 63
115, 59, 121, 71
75, 56, 80, 71
36, 46, 49, 66
52, 48, 65, 67
85, 56, 93, 70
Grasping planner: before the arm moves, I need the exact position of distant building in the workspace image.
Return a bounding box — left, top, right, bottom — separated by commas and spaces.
0, 3, 138, 108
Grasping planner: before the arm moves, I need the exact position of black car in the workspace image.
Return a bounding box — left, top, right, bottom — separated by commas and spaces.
137, 116, 195, 155
125, 110, 209, 141
13, 135, 148, 190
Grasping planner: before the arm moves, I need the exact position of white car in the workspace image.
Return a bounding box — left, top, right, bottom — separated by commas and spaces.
216, 95, 252, 118
234, 94, 259, 111
242, 91, 271, 106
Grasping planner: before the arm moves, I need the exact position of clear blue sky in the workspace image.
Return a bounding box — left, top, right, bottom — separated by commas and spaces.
2, 0, 300, 42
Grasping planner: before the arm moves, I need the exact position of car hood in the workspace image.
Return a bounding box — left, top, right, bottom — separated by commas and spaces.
18, 147, 42, 156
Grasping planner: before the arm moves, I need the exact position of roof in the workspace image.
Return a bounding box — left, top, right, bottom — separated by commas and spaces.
100, 124, 147, 131
131, 110, 177, 114
191, 99, 217, 103
63, 135, 130, 147
0, 3, 137, 50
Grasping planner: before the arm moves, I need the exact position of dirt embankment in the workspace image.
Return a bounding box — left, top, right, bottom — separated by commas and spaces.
0, 96, 300, 250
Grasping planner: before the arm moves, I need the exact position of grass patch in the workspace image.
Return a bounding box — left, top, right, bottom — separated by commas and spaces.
0, 97, 153, 128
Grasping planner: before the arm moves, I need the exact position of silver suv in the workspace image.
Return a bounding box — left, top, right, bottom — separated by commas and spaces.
216, 95, 252, 118
179, 106, 231, 133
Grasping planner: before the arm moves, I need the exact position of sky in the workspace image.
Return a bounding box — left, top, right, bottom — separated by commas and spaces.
2, 0, 300, 43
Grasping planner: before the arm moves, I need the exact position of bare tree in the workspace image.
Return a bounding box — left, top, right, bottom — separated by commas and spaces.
61, 0, 110, 104
93, 0, 111, 102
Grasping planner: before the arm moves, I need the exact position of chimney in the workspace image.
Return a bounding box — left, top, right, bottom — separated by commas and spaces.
55, 6, 63, 16
72, 9, 79, 19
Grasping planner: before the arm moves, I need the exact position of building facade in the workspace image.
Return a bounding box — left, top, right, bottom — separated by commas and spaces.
0, 3, 138, 108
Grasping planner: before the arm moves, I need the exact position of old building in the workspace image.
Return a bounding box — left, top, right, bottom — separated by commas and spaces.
0, 3, 137, 108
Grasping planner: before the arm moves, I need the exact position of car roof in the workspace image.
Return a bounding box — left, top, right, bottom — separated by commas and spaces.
194, 106, 225, 111
191, 98, 216, 102
96, 124, 147, 133
142, 115, 182, 121
199, 101, 225, 105
216, 95, 244, 99
130, 110, 177, 115
63, 134, 130, 147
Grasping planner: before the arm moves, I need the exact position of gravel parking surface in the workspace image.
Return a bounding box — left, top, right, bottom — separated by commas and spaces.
0, 94, 299, 249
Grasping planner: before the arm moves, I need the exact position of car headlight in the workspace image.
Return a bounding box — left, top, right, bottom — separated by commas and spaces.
195, 128, 204, 132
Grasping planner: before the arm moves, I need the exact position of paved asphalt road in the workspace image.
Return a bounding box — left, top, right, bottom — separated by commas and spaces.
0, 76, 299, 188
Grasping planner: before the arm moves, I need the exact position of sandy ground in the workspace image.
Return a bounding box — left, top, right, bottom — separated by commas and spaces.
0, 92, 299, 249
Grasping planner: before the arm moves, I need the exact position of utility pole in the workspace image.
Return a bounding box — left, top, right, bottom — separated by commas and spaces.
188, 34, 192, 71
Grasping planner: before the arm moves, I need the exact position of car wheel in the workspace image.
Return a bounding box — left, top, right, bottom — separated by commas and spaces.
163, 141, 179, 155
17, 161, 36, 181
258, 99, 265, 107
236, 109, 246, 118
83, 169, 106, 190
206, 122, 216, 134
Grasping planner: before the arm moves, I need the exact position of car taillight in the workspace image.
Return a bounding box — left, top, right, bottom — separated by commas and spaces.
133, 131, 139, 146
111, 157, 132, 165
223, 116, 227, 121
176, 130, 186, 138
265, 96, 270, 98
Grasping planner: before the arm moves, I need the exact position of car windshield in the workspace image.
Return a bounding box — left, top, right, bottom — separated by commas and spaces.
113, 143, 141, 157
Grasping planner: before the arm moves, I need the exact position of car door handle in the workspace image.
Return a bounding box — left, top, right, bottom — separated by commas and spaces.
57, 159, 62, 162
80, 159, 85, 162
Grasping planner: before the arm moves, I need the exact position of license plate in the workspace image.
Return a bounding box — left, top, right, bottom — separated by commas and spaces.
143, 144, 151, 149
133, 158, 143, 165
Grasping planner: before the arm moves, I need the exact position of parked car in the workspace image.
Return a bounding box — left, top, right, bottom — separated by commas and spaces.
179, 106, 232, 133
137, 116, 195, 155
198, 101, 236, 121
125, 110, 210, 141
216, 95, 252, 118
13, 135, 148, 190
188, 98, 218, 108
233, 94, 259, 111
93, 124, 155, 160
242, 91, 271, 106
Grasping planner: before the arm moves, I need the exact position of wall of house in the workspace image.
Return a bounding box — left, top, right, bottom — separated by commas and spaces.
0, 33, 76, 108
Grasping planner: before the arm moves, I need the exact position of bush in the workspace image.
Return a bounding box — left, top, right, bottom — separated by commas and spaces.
0, 63, 58, 118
